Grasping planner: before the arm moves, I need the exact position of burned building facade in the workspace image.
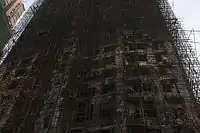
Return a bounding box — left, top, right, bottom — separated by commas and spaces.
0, 0, 200, 133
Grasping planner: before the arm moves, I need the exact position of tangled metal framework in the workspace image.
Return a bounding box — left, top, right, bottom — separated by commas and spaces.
0, 0, 45, 64
157, 0, 200, 101
0, 0, 200, 102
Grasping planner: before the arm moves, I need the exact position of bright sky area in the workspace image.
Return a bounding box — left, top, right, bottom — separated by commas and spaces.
24, 0, 200, 56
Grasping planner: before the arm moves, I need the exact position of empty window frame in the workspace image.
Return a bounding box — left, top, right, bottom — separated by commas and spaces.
125, 54, 136, 63
7, 78, 20, 90
158, 67, 171, 75
103, 69, 116, 78
128, 43, 137, 51
79, 86, 95, 97
91, 60, 100, 69
137, 67, 150, 75
165, 96, 185, 105
155, 54, 162, 62
161, 80, 173, 92
19, 57, 33, 67
104, 44, 118, 53
134, 108, 143, 119
100, 108, 111, 117
132, 82, 142, 92
137, 43, 147, 50
101, 130, 113, 133
102, 81, 115, 94
142, 83, 153, 92
14, 68, 26, 76
142, 101, 157, 118
104, 56, 115, 65
74, 103, 87, 122
152, 41, 165, 50
138, 54, 148, 61
128, 127, 144, 133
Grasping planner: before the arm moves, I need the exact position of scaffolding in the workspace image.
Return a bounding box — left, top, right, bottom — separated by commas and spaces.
157, 0, 200, 101
0, 0, 200, 133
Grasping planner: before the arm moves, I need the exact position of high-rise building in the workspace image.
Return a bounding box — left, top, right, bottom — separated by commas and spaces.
4, 0, 25, 28
0, 0, 11, 49
0, 0, 25, 54
0, 0, 200, 133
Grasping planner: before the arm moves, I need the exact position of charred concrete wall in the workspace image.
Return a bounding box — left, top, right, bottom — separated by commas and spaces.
0, 0, 200, 133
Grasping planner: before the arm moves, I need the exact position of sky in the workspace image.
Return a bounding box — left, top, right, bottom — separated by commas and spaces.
24, 0, 200, 55
24, 0, 34, 9
168, 0, 200, 57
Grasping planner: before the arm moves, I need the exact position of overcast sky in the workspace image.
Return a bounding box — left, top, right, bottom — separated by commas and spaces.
168, 0, 200, 57
24, 0, 200, 55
